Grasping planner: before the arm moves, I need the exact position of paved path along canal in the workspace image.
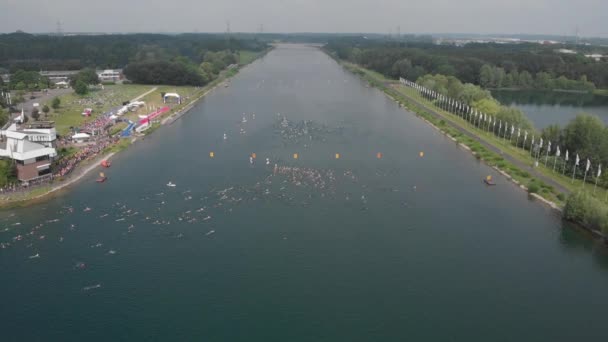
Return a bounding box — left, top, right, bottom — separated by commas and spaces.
1, 45, 607, 341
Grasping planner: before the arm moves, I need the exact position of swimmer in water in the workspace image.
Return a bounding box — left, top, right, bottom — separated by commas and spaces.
82, 284, 101, 291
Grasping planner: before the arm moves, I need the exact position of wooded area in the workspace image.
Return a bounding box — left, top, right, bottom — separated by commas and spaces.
326, 38, 608, 89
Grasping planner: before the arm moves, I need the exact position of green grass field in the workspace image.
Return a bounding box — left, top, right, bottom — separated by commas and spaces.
43, 84, 153, 135
238, 50, 258, 65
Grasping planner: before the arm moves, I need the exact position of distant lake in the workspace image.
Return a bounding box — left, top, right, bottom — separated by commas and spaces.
492, 90, 608, 129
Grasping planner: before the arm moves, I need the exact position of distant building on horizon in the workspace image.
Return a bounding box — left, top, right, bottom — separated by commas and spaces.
97, 69, 123, 82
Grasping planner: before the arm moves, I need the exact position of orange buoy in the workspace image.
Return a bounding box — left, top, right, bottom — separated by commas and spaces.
209, 152, 215, 158
293, 153, 299, 159
377, 152, 383, 159
251, 153, 257, 159
335, 153, 340, 159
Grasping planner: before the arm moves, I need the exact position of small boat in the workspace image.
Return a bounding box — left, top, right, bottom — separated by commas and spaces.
97, 172, 107, 183
167, 182, 176, 187
484, 175, 496, 186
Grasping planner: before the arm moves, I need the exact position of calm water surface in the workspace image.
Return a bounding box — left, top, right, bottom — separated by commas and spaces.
2, 45, 608, 341
493, 89, 608, 128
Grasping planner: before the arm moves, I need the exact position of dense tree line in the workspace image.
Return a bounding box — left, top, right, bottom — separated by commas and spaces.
0, 32, 267, 71
124, 60, 205, 86
417, 74, 534, 131
326, 38, 608, 89
479, 64, 595, 91
125, 49, 241, 86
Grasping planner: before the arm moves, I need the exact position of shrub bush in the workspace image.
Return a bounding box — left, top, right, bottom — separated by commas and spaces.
564, 192, 608, 234
527, 181, 540, 194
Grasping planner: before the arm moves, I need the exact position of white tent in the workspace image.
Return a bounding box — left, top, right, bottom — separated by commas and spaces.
163, 92, 181, 104
72, 133, 91, 143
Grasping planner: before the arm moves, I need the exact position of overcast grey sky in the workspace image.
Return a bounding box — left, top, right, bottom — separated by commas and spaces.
1, 0, 607, 37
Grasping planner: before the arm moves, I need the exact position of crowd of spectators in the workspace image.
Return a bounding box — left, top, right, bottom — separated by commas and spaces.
55, 135, 118, 177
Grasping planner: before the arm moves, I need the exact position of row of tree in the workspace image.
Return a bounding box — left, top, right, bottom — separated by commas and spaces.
124, 60, 205, 86
0, 32, 267, 72
479, 64, 596, 91
125, 50, 241, 86
416, 74, 535, 130
325, 38, 608, 89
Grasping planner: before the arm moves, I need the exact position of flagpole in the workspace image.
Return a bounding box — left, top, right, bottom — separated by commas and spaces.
553, 155, 558, 172
596, 165, 602, 194
572, 164, 577, 183
583, 170, 588, 189
594, 176, 599, 193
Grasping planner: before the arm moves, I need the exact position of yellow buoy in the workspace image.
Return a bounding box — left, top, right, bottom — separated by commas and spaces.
486, 175, 492, 181
377, 152, 383, 159
99, 172, 105, 178
251, 152, 257, 159
335, 153, 340, 159
419, 151, 424, 157
293, 153, 299, 159
209, 152, 215, 158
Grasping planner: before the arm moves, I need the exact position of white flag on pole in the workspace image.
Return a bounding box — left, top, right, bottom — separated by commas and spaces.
586, 159, 591, 172
575, 154, 580, 166
598, 164, 602, 178
517, 128, 521, 138
556, 146, 561, 157
548, 141, 551, 152
565, 150, 569, 161
539, 138, 543, 149
511, 125, 515, 135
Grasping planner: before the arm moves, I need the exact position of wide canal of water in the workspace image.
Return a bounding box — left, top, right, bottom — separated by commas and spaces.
1, 45, 608, 341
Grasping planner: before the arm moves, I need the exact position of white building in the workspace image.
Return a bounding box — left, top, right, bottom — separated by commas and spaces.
97, 69, 122, 82
585, 54, 605, 62
0, 121, 58, 182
